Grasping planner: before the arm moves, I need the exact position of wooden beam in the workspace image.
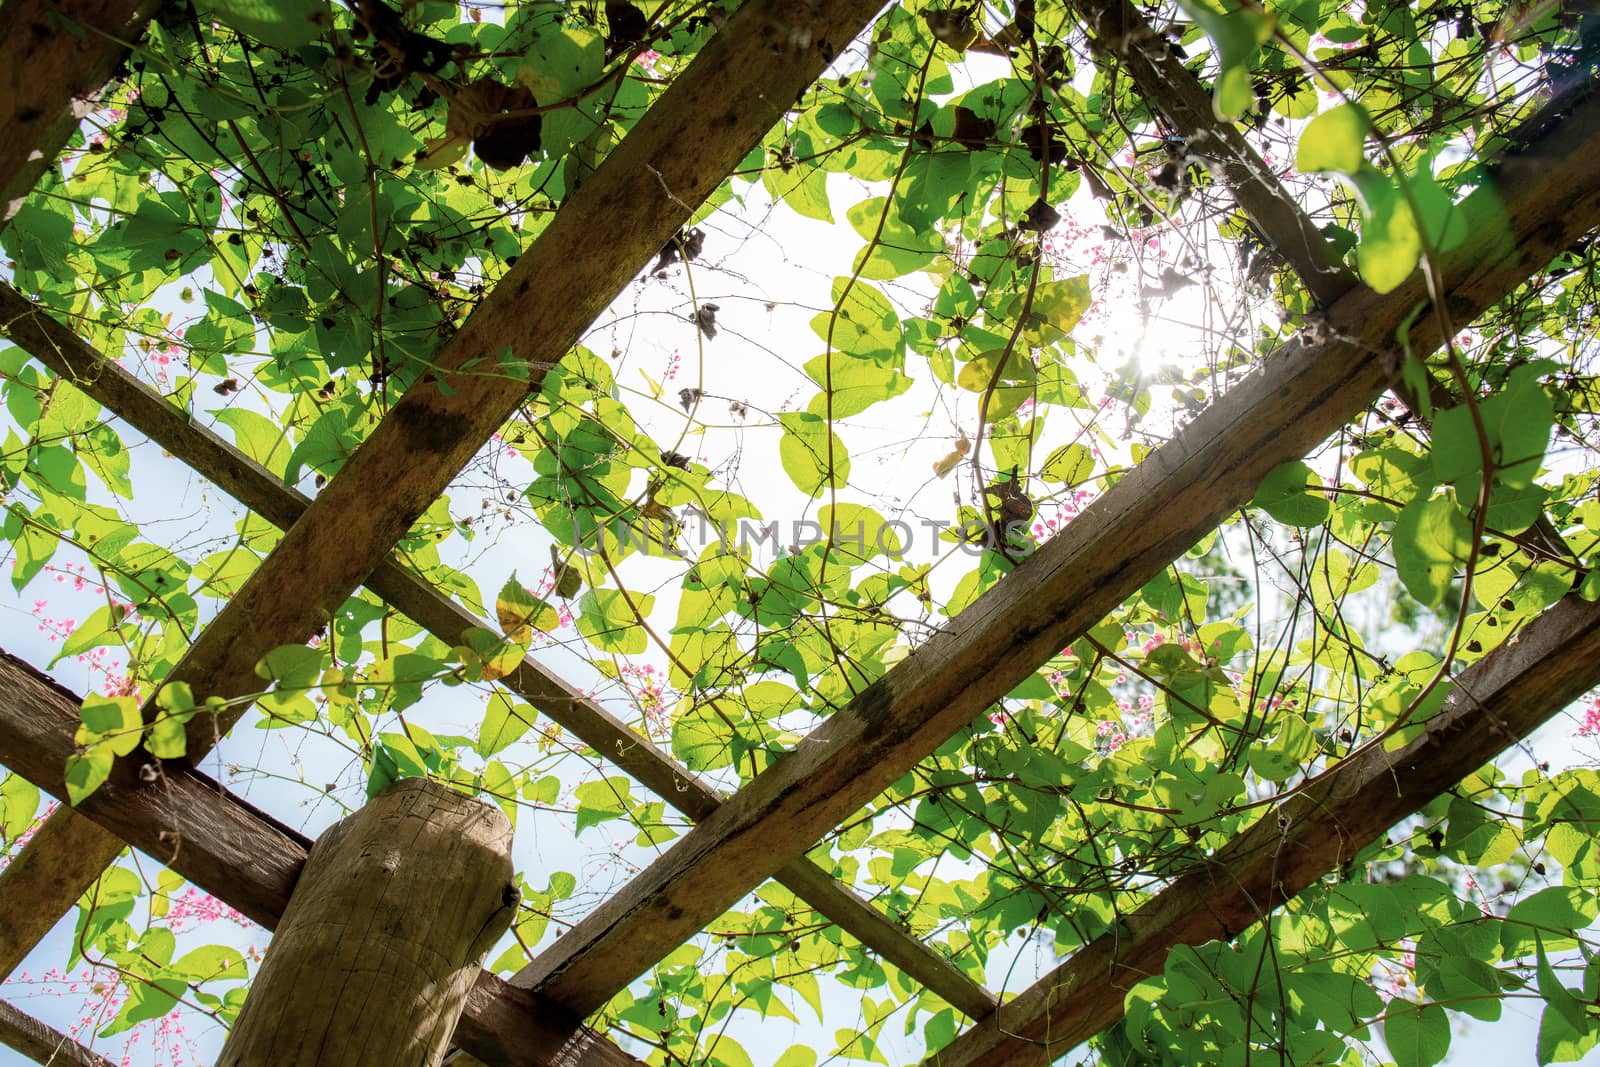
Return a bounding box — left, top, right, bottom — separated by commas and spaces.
925, 591, 1600, 1065
0, 0, 159, 223
1067, 0, 1575, 568
218, 779, 516, 1066
147, 0, 884, 764
508, 88, 1600, 1017
0, 649, 312, 930
0, 999, 116, 1067
0, 648, 644, 1067
0, 0, 163, 983
1067, 0, 1352, 305
0, 281, 995, 1020
0, 814, 123, 980
0, 0, 908, 1012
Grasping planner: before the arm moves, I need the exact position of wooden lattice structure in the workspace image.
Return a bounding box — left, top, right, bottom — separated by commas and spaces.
1, 0, 1599, 1064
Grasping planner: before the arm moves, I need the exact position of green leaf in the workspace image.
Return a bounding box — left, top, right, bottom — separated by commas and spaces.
1251, 460, 1330, 527
477, 692, 536, 757
1437, 366, 1554, 485
956, 349, 1037, 420
1349, 168, 1422, 293
255, 644, 325, 691
804, 355, 912, 419
779, 412, 850, 495
518, 26, 605, 101
113, 978, 184, 1029
1503, 887, 1600, 955
773, 1046, 817, 1067
55, 604, 132, 666
672, 698, 733, 771
79, 694, 142, 757
1393, 496, 1471, 606
1296, 104, 1370, 174
817, 502, 904, 561
194, 0, 328, 49
576, 588, 653, 655
573, 776, 632, 832
496, 574, 559, 641
1407, 165, 1470, 254
64, 744, 114, 806
146, 710, 188, 760
765, 165, 833, 223
814, 278, 901, 359
1, 773, 41, 840
1382, 999, 1450, 1067
211, 408, 292, 478
1178, 0, 1275, 119
1039, 442, 1093, 485
845, 198, 943, 279
1025, 277, 1091, 343
173, 944, 247, 982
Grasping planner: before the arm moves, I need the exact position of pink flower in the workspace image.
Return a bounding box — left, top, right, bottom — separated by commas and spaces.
1578, 698, 1600, 737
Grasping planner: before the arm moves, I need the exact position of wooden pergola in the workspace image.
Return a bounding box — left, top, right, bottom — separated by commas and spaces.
1, 0, 1598, 1064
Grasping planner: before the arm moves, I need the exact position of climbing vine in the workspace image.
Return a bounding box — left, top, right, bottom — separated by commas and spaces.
2, 0, 1600, 1065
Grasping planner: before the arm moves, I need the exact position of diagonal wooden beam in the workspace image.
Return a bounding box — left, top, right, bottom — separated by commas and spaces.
0, 0, 165, 981
0, 0, 893, 1018
0, 812, 122, 980
507, 88, 1600, 1017
1066, 0, 1351, 305
924, 591, 1600, 1065
0, 0, 160, 224
144, 0, 883, 764
1068, 0, 1576, 569
0, 648, 643, 1067
0, 279, 995, 1019
0, 999, 116, 1067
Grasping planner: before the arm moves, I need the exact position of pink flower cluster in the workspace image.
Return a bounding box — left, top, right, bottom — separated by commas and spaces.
161, 888, 251, 933
6, 963, 200, 1067
1031, 489, 1097, 542
29, 590, 142, 699
1577, 695, 1600, 737
619, 663, 669, 740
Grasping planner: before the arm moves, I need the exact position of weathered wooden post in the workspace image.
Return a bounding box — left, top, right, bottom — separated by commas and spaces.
218, 778, 518, 1066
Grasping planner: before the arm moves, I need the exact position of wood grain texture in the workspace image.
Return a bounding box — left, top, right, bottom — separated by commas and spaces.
925, 592, 1600, 1066
510, 87, 1600, 1017
454, 975, 647, 1067
0, 281, 994, 1019
0, 651, 643, 1067
0, 650, 311, 930
0, 811, 122, 980
0, 0, 159, 223
218, 779, 515, 1066
0, 998, 116, 1067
